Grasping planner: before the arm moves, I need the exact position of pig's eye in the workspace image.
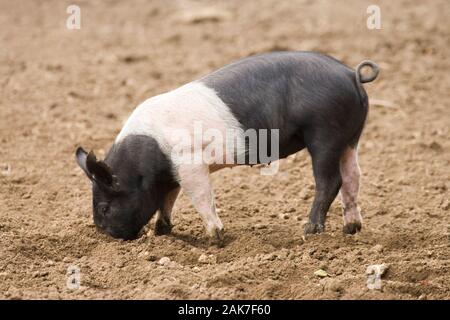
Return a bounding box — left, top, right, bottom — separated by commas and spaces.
97, 203, 109, 216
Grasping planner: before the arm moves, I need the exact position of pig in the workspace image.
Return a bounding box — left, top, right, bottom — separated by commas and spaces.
75, 51, 379, 243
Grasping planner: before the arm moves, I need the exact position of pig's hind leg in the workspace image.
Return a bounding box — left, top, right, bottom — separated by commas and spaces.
177, 164, 225, 246
154, 187, 180, 236
339, 146, 363, 234
303, 145, 343, 235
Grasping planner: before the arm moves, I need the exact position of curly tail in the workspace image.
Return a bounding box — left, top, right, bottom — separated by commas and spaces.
355, 60, 379, 85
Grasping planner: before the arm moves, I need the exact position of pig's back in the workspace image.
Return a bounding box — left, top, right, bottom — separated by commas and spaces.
199, 51, 359, 132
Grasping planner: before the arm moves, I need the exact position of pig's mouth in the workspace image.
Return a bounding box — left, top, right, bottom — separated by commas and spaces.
97, 225, 141, 241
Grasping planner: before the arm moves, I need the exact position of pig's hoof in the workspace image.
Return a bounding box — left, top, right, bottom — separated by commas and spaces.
211, 228, 225, 248
154, 219, 173, 236
304, 222, 325, 235
343, 222, 362, 235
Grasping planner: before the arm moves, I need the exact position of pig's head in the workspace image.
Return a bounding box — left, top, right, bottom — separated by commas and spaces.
75, 135, 177, 240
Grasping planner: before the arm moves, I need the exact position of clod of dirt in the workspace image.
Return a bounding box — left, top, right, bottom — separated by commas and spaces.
198, 254, 217, 264
119, 54, 148, 64
371, 244, 384, 253
427, 141, 443, 151
324, 278, 344, 293
263, 253, 277, 261
314, 269, 329, 278
370, 99, 397, 109
299, 188, 312, 200
253, 224, 267, 230
0, 164, 11, 176
278, 213, 290, 220
158, 257, 171, 266
179, 7, 231, 24
440, 199, 450, 211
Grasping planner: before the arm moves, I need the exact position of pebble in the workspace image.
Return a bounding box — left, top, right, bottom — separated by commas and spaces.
198, 254, 217, 264
179, 8, 231, 24
138, 251, 150, 259
254, 223, 267, 230
158, 257, 171, 266
371, 244, 384, 253
314, 269, 329, 278
263, 253, 276, 261
277, 249, 289, 260
278, 213, 289, 220
440, 199, 450, 211
299, 189, 311, 200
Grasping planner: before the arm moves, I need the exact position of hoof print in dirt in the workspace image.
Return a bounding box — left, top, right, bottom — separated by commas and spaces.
304, 222, 325, 235
154, 219, 173, 236
343, 222, 362, 235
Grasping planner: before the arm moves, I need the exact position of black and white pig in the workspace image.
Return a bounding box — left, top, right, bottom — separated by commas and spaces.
76, 51, 379, 243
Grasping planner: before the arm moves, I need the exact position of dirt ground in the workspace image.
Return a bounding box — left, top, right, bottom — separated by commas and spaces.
0, 0, 449, 300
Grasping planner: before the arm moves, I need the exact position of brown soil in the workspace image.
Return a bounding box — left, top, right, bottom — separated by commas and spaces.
0, 0, 449, 300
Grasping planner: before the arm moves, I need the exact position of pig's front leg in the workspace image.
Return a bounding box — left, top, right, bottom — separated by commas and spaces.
154, 187, 181, 236
177, 164, 224, 246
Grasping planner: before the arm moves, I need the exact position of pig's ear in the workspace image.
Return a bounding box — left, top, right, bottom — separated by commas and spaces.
75, 147, 119, 192
75, 147, 92, 179
85, 149, 120, 192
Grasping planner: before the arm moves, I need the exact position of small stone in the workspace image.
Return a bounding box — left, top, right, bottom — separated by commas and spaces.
254, 223, 267, 230
314, 269, 329, 278
198, 254, 217, 264
180, 7, 231, 24
33, 271, 49, 278
0, 163, 11, 176
138, 251, 149, 259
262, 253, 276, 261
371, 244, 384, 253
278, 213, 289, 220
440, 199, 450, 211
299, 189, 311, 200
277, 250, 289, 259
22, 193, 31, 199
158, 257, 171, 266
